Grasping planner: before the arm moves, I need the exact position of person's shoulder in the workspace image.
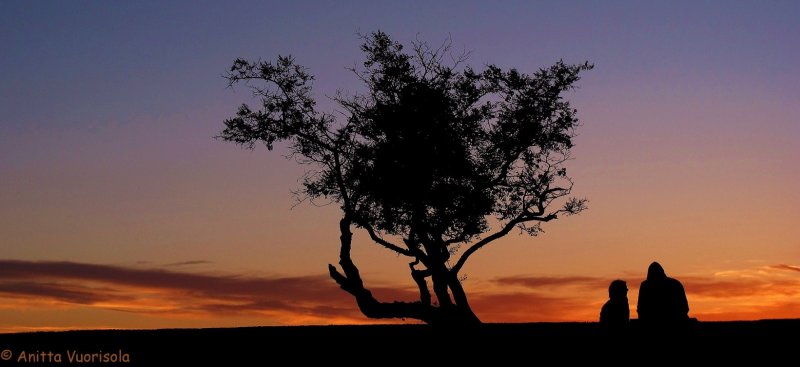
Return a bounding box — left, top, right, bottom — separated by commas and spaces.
667, 277, 685, 287
600, 300, 611, 319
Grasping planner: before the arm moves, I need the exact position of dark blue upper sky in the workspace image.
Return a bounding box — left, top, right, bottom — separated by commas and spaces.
2, 1, 797, 134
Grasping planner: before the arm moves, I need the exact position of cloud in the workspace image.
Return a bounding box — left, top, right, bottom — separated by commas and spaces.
674, 267, 800, 321
0, 260, 372, 323
677, 264, 800, 300
493, 275, 608, 289
0, 281, 111, 304
0, 260, 797, 328
690, 301, 800, 321
0, 260, 609, 324
480, 275, 637, 322
771, 264, 800, 273
164, 260, 213, 267
682, 276, 800, 299
489, 269, 800, 321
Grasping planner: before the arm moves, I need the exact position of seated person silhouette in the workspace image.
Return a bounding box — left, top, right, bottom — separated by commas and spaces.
600, 279, 630, 331
636, 261, 690, 330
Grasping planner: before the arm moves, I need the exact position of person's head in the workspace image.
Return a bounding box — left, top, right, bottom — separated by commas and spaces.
609, 279, 628, 299
647, 261, 666, 280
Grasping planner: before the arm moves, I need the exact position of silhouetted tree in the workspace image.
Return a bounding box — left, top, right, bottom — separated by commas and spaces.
220, 31, 592, 325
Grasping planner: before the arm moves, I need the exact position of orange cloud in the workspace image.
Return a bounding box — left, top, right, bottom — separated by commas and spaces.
493, 275, 608, 289
682, 276, 800, 298
690, 301, 800, 321
0, 260, 371, 324
676, 265, 800, 321
0, 260, 797, 331
771, 264, 800, 273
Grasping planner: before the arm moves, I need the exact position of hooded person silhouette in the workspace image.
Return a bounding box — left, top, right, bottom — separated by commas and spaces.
600, 279, 630, 331
636, 262, 689, 328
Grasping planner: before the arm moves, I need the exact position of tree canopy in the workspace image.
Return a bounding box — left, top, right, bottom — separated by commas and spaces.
221, 31, 592, 325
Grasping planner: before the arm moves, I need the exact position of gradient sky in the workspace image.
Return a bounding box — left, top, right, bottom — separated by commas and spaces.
1, 1, 798, 332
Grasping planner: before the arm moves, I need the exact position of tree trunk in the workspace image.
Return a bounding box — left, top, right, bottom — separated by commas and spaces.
329, 216, 481, 326
448, 273, 481, 325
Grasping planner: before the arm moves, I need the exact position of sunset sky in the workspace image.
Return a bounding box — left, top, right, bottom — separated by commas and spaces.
1, 1, 798, 333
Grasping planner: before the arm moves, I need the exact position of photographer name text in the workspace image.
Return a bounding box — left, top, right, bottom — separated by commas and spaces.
4, 349, 130, 364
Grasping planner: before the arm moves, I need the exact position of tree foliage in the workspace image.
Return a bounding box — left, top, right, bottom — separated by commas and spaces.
221, 31, 592, 325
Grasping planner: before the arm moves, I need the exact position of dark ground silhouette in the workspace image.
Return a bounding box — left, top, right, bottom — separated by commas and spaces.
0, 320, 796, 363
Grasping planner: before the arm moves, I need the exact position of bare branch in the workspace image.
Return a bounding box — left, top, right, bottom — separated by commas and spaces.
451, 213, 557, 274
361, 223, 415, 257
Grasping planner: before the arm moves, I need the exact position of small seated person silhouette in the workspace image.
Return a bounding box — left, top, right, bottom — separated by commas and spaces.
636, 261, 689, 326
600, 279, 630, 329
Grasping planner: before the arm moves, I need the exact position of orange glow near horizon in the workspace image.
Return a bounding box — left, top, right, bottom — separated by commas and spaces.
0, 260, 797, 333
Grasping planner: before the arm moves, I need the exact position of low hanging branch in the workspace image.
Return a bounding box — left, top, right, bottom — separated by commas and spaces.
328, 216, 436, 323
